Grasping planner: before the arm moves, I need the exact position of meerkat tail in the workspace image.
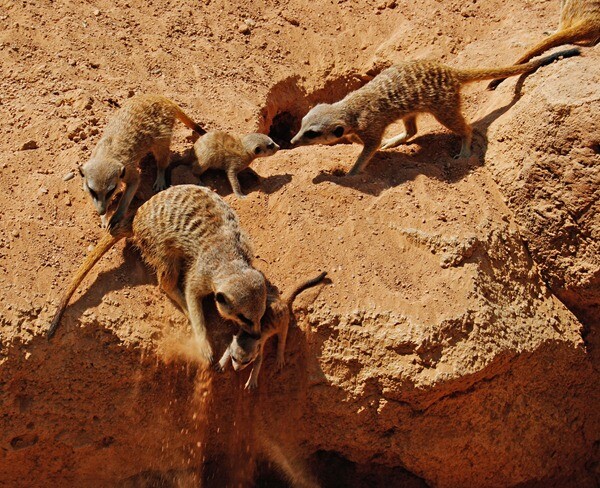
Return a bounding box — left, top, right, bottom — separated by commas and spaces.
285, 271, 327, 307
457, 47, 581, 83
168, 99, 206, 136
47, 223, 133, 339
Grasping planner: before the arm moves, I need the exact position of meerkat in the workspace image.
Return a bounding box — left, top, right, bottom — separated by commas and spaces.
217, 271, 327, 389
80, 94, 206, 229
290, 48, 580, 175
191, 131, 279, 198
488, 0, 599, 90
47, 185, 266, 364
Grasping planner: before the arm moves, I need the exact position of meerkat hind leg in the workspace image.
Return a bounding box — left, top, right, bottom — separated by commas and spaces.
152, 140, 172, 192
275, 321, 289, 371
381, 115, 418, 150
158, 265, 188, 316
432, 109, 473, 159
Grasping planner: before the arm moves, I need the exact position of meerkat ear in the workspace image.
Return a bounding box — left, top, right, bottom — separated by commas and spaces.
333, 126, 345, 138
119, 165, 126, 178
215, 292, 228, 305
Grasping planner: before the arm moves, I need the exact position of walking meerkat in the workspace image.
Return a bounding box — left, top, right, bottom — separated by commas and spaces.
217, 272, 327, 389
489, 0, 599, 90
290, 48, 580, 175
80, 94, 205, 229
191, 131, 279, 198
47, 185, 266, 364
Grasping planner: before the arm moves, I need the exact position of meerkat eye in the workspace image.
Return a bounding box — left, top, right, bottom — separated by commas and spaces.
237, 313, 253, 327
254, 147, 262, 154
88, 188, 98, 200
304, 130, 321, 139
215, 292, 228, 305
333, 126, 345, 138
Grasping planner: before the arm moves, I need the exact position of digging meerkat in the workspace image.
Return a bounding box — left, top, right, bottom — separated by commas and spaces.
80, 94, 205, 229
218, 272, 327, 389
191, 131, 279, 198
488, 0, 599, 90
47, 185, 266, 365
291, 48, 580, 175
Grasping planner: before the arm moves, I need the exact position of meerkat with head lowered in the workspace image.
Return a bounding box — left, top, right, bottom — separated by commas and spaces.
80, 94, 205, 229
291, 48, 580, 175
191, 131, 279, 198
489, 0, 599, 90
218, 272, 327, 389
47, 185, 266, 364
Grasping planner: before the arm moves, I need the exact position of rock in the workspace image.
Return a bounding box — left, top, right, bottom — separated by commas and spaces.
238, 23, 251, 35
20, 140, 38, 150
62, 171, 75, 181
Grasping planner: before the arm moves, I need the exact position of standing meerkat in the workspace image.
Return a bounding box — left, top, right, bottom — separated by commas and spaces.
47, 185, 266, 364
191, 131, 279, 198
217, 272, 327, 389
489, 0, 599, 90
290, 48, 580, 175
80, 94, 205, 229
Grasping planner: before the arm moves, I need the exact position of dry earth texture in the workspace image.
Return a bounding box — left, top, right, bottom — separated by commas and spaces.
0, 0, 598, 487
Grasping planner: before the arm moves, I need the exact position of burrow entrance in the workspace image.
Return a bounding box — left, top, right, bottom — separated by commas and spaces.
258, 73, 372, 149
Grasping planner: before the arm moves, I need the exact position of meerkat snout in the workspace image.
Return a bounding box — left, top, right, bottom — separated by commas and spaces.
229, 333, 261, 371
80, 163, 124, 216
291, 104, 347, 147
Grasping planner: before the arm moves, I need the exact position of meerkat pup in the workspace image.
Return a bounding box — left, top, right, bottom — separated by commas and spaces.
191, 131, 279, 198
489, 0, 599, 90
80, 94, 205, 229
291, 48, 580, 175
218, 272, 327, 389
47, 185, 266, 365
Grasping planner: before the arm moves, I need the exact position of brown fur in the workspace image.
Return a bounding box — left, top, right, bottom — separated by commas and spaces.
192, 132, 279, 198
47, 185, 266, 365
217, 272, 327, 389
291, 49, 580, 174
489, 0, 599, 89
80, 94, 205, 229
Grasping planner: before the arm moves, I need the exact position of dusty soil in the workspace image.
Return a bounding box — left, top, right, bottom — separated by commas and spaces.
0, 0, 598, 487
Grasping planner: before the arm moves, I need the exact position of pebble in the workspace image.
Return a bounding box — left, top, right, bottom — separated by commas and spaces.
20, 140, 38, 150
238, 23, 251, 35
63, 171, 75, 181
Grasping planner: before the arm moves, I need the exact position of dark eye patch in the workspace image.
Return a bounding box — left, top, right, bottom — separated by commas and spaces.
255, 147, 262, 154
215, 292, 227, 305
89, 188, 98, 200
106, 187, 116, 200
237, 313, 253, 328
304, 130, 321, 139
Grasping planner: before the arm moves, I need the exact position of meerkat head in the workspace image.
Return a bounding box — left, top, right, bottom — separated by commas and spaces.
214, 268, 266, 336
79, 160, 125, 216
243, 133, 280, 159
228, 332, 261, 371
290, 104, 349, 147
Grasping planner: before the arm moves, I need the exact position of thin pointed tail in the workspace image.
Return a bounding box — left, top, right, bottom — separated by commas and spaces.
285, 271, 328, 308
457, 47, 581, 84
47, 222, 132, 339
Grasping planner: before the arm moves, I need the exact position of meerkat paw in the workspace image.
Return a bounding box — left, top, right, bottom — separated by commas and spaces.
234, 192, 248, 200
153, 177, 168, 192
453, 148, 472, 160
213, 362, 225, 373
107, 210, 124, 231
245, 377, 258, 390
275, 357, 286, 371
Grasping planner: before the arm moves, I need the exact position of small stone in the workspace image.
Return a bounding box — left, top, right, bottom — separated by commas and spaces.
93, 8, 100, 16
64, 196, 72, 206
12, 230, 19, 238
20, 140, 38, 150
238, 23, 251, 35
38, 187, 48, 196
63, 171, 75, 181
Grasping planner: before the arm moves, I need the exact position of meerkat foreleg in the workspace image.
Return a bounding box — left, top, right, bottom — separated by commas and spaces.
275, 321, 289, 371
347, 139, 380, 176
152, 140, 172, 192
184, 281, 213, 365
227, 168, 246, 199
108, 177, 140, 230
380, 115, 418, 150
216, 346, 231, 372
245, 342, 266, 389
